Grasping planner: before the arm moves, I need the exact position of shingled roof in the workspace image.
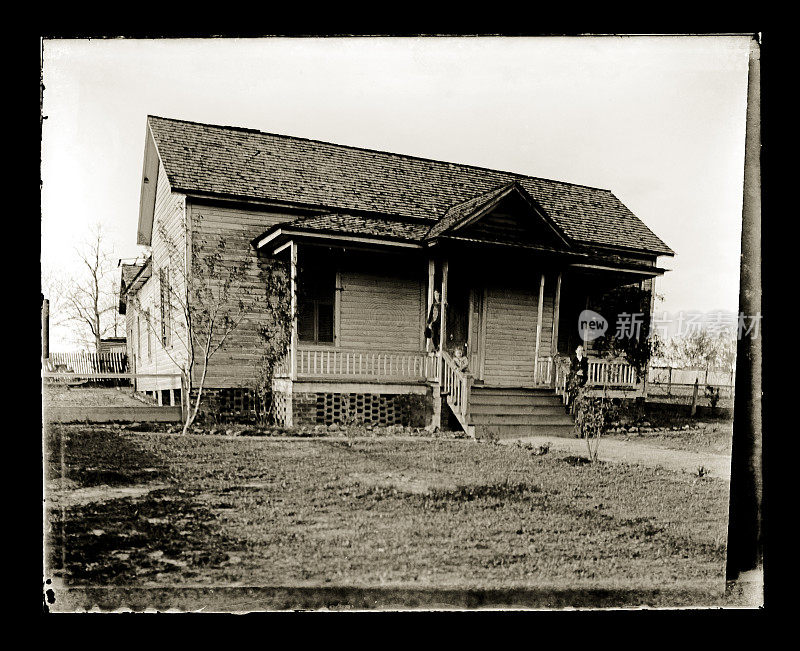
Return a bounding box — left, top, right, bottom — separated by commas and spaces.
278, 214, 430, 242
147, 116, 674, 256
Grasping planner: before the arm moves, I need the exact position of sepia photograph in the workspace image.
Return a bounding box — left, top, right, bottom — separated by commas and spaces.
40, 33, 763, 612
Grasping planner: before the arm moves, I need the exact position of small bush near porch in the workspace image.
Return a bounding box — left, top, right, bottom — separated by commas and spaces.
45, 425, 729, 607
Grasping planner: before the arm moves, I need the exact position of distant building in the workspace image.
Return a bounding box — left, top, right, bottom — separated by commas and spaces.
99, 337, 127, 354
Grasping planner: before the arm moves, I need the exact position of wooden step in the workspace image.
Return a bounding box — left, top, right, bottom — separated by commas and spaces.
469, 413, 575, 426
469, 404, 568, 416
469, 394, 562, 406
473, 423, 576, 439
470, 386, 556, 396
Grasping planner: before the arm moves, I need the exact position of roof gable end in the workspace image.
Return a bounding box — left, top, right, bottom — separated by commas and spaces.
427, 182, 571, 250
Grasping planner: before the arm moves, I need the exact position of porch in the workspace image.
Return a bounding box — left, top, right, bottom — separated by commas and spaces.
258, 216, 659, 432
274, 341, 644, 435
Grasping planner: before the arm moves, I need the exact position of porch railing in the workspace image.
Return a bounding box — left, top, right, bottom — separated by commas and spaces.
555, 356, 643, 402
535, 356, 554, 385
440, 350, 472, 427
289, 346, 437, 381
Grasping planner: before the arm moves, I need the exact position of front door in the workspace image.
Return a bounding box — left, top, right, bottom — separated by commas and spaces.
481, 284, 542, 387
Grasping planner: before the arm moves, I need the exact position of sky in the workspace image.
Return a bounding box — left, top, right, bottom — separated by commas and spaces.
41, 35, 752, 351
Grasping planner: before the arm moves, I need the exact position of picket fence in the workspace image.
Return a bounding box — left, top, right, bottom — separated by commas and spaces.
44, 351, 129, 375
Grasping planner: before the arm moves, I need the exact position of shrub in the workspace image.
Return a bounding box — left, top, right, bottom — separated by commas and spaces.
704, 385, 721, 412
396, 393, 432, 428
574, 392, 618, 462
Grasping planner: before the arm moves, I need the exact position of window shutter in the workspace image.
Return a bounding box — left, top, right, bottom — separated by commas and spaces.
317, 303, 334, 343
298, 300, 316, 342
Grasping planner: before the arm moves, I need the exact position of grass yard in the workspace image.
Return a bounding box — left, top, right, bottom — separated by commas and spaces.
607, 422, 733, 456
44, 424, 731, 606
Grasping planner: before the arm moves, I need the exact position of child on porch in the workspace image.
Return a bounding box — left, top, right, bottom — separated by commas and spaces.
453, 344, 469, 373
425, 289, 442, 355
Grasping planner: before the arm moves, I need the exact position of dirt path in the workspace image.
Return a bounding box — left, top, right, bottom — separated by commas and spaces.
501, 435, 732, 481
47, 483, 170, 508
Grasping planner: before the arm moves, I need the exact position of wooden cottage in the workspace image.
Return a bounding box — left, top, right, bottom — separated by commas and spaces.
122, 116, 673, 436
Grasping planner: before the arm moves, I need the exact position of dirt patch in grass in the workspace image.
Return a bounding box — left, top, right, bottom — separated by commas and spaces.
560, 455, 596, 467
45, 425, 172, 488
350, 472, 457, 495
49, 484, 170, 509
45, 426, 729, 596
47, 486, 244, 586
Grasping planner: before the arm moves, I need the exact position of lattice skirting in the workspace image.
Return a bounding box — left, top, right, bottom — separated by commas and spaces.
275, 391, 432, 428
271, 390, 290, 426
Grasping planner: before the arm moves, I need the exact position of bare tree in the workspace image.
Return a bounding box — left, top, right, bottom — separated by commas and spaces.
664, 328, 734, 376
57, 224, 118, 352
129, 217, 282, 434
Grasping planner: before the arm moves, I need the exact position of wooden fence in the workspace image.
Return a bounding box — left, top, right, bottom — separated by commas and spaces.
648, 366, 735, 388
44, 352, 129, 375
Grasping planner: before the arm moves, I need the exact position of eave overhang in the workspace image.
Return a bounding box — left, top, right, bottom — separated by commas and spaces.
253, 226, 424, 255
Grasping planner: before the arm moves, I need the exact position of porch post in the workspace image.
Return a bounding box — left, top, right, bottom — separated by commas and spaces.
642, 277, 656, 397
427, 258, 435, 305
582, 294, 590, 350
289, 241, 298, 382
427, 256, 441, 430
427, 258, 435, 353
439, 258, 449, 354
286, 241, 298, 427
533, 272, 545, 384
552, 272, 562, 357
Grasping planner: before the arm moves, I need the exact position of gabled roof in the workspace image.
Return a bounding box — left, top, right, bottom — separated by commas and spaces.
145, 116, 674, 256
121, 262, 144, 288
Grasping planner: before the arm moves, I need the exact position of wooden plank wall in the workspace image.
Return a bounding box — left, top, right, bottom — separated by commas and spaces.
188, 200, 299, 388
337, 258, 424, 352
482, 275, 555, 386
127, 161, 187, 392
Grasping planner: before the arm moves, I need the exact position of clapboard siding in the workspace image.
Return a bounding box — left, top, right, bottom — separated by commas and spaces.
338, 264, 424, 352
482, 275, 555, 386
189, 200, 300, 388
128, 162, 187, 391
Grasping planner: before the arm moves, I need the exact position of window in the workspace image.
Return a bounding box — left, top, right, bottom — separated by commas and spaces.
297, 264, 335, 344
160, 268, 171, 346
136, 317, 141, 359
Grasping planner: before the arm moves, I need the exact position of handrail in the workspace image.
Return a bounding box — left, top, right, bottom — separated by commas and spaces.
440, 350, 472, 426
